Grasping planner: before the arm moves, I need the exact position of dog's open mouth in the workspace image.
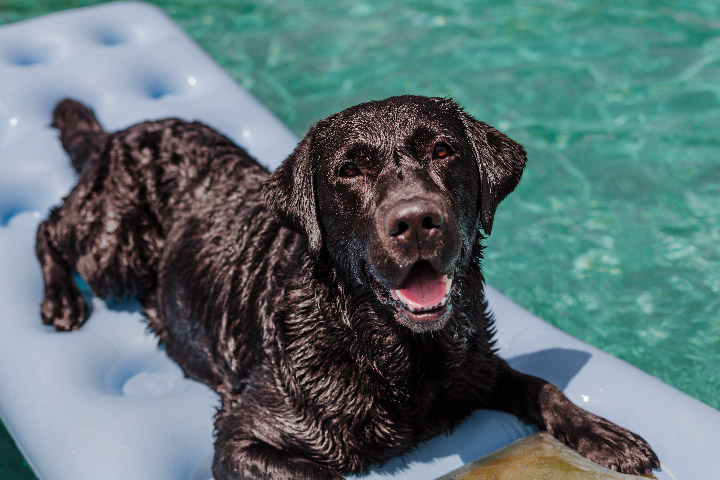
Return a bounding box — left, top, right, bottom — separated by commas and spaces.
390, 262, 452, 325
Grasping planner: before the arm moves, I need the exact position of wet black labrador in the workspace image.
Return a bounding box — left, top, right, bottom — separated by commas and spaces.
37, 96, 659, 479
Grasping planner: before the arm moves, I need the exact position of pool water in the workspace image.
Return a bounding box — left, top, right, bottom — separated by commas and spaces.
1, 1, 718, 478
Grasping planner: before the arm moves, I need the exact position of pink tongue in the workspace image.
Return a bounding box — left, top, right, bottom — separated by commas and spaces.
397, 263, 447, 308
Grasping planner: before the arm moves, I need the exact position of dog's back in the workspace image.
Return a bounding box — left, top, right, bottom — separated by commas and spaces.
39, 101, 283, 379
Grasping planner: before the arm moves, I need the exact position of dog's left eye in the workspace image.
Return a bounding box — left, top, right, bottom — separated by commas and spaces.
433, 143, 453, 159
340, 162, 362, 177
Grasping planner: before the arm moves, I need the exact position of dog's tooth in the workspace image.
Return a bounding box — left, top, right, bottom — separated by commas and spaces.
444, 276, 452, 296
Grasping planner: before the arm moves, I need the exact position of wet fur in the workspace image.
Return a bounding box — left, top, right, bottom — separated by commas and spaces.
37, 97, 659, 478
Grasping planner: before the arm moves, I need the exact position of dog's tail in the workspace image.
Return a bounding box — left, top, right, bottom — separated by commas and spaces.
52, 99, 108, 173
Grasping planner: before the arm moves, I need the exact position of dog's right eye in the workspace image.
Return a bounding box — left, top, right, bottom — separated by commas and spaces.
433, 143, 453, 159
339, 162, 362, 178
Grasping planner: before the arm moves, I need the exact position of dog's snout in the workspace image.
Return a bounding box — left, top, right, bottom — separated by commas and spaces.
384, 198, 444, 244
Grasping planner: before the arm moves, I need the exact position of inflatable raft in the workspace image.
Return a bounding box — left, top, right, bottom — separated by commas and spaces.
0, 3, 718, 479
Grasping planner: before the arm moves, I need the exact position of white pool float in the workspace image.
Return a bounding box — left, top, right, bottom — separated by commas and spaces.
0, 3, 717, 479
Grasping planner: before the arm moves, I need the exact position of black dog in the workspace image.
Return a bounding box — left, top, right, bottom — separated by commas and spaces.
37, 96, 659, 479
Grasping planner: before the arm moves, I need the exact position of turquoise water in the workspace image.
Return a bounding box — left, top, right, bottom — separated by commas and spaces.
1, 1, 719, 478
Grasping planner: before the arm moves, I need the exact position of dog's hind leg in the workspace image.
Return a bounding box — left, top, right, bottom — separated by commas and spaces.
37, 99, 157, 331
34, 100, 109, 331
36, 215, 88, 331
36, 187, 162, 332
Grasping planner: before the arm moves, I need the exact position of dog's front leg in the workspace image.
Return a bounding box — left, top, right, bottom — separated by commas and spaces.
213, 414, 344, 480
485, 360, 659, 476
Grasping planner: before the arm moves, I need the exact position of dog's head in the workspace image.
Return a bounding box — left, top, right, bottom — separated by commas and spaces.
263, 96, 526, 332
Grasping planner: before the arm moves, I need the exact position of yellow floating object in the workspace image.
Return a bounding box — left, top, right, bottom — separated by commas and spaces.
439, 432, 653, 480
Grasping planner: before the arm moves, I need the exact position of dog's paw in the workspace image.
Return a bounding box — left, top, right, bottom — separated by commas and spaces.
551, 410, 660, 476
40, 284, 89, 331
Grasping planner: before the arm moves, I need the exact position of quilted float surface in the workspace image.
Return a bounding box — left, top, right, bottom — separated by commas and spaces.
0, 3, 717, 479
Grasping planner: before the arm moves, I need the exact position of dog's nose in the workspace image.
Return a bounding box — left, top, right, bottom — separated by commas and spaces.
384, 198, 444, 245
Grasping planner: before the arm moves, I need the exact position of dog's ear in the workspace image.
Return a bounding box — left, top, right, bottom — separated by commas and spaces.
453, 103, 527, 235
262, 131, 323, 258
